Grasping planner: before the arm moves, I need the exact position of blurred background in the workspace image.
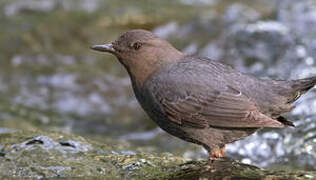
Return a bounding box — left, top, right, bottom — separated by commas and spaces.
0, 0, 315, 171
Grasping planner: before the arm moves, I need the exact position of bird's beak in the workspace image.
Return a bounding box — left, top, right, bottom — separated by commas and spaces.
90, 43, 115, 53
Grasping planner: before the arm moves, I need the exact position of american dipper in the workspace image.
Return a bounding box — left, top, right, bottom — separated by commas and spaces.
91, 29, 316, 162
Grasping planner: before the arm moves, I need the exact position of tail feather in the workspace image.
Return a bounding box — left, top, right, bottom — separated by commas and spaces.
277, 116, 295, 127
292, 76, 316, 92
287, 76, 316, 103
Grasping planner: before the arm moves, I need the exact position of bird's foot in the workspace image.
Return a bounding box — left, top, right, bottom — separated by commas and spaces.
205, 146, 226, 172
207, 146, 226, 164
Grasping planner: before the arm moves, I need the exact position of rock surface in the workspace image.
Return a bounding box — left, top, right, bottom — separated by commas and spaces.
0, 130, 315, 179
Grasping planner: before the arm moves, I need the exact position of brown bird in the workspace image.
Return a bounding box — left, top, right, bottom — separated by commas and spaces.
91, 29, 316, 162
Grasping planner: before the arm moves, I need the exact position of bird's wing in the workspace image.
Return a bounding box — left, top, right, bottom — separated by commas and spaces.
148, 59, 284, 129
157, 85, 283, 128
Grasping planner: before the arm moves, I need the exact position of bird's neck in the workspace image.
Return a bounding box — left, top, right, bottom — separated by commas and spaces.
127, 48, 183, 88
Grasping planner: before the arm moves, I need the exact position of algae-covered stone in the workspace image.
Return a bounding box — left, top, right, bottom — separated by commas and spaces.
0, 130, 315, 179
0, 130, 120, 178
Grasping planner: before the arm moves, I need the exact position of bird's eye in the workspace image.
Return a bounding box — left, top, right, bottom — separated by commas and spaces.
131, 42, 142, 50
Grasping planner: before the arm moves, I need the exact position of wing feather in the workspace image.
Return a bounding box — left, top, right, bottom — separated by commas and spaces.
159, 88, 283, 128
147, 59, 284, 129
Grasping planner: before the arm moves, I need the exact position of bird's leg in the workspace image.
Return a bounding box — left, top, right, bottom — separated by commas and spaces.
207, 146, 226, 163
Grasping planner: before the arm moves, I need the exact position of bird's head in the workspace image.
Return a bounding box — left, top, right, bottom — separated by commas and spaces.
91, 29, 183, 86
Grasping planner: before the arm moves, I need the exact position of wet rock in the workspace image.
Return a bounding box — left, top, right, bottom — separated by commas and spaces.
0, 130, 117, 178
223, 3, 261, 25
0, 130, 314, 179
276, 0, 316, 77
223, 21, 297, 77
277, 0, 316, 42
10, 136, 91, 154
199, 3, 261, 60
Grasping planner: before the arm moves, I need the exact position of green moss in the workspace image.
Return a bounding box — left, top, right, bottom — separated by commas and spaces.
0, 130, 315, 179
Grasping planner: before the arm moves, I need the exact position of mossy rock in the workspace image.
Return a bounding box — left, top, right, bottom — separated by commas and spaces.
0, 130, 315, 179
